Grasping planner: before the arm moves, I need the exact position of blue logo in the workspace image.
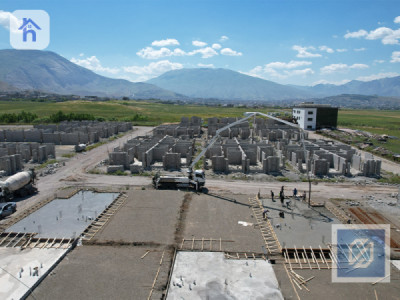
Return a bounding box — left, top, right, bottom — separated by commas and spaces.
10, 10, 50, 50
18, 18, 41, 42
332, 224, 390, 283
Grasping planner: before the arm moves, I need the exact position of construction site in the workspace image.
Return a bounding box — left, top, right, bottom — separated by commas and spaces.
0, 114, 399, 300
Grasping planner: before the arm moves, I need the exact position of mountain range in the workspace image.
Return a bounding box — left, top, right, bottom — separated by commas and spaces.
0, 49, 399, 102
0, 49, 183, 99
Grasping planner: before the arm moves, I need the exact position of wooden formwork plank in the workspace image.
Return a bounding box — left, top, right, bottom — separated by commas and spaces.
5, 232, 20, 247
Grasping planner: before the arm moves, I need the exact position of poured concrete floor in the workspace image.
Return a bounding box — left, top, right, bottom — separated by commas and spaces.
260, 197, 340, 248
167, 252, 283, 300
7, 191, 119, 238
0, 247, 68, 300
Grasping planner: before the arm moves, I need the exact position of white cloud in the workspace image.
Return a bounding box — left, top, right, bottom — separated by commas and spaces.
312, 79, 351, 86
320, 63, 369, 74
344, 29, 368, 39
292, 45, 322, 58
336, 48, 348, 52
123, 60, 183, 80
197, 63, 214, 68
71, 56, 120, 74
188, 47, 218, 58
136, 47, 186, 59
391, 51, 400, 63
79, 53, 84, 57
265, 60, 312, 69
373, 59, 385, 64
354, 48, 366, 52
319, 45, 334, 53
192, 40, 207, 47
366, 27, 400, 44
345, 27, 400, 45
286, 68, 314, 76
0, 10, 22, 33
357, 72, 399, 81
212, 43, 222, 50
151, 38, 180, 47
220, 35, 229, 42
220, 48, 242, 56
395, 16, 400, 24
247, 61, 314, 79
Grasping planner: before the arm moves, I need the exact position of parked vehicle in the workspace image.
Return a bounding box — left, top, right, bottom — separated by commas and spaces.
0, 202, 16, 219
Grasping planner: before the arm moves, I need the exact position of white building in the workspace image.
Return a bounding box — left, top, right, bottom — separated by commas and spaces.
292, 107, 317, 130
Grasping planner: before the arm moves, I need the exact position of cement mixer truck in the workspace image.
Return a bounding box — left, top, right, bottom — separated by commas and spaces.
0, 170, 36, 202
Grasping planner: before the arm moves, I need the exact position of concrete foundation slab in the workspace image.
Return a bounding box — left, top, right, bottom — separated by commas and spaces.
167, 252, 283, 299
0, 247, 68, 300
7, 191, 119, 238
260, 197, 340, 248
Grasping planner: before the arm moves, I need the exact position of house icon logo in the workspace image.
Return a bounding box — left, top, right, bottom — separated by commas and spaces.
18, 18, 41, 42
10, 10, 50, 50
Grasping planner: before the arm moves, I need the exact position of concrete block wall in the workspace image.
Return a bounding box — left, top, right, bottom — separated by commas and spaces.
226, 148, 242, 165
211, 156, 229, 173
263, 156, 280, 173
24, 129, 42, 143
109, 152, 129, 169
5, 130, 25, 142
61, 133, 79, 145
163, 153, 181, 170
312, 159, 330, 176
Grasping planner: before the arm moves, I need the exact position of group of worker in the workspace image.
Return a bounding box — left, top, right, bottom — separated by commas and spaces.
262, 186, 307, 220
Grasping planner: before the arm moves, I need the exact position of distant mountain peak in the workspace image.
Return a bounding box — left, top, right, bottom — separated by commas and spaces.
0, 49, 185, 99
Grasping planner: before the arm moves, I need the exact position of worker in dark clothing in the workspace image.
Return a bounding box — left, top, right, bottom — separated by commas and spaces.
293, 188, 298, 199
302, 191, 306, 201
262, 209, 269, 219
280, 190, 284, 206
279, 211, 285, 218
271, 190, 275, 202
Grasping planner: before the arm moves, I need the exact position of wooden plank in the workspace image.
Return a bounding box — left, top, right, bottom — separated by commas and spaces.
180, 238, 184, 250
310, 247, 320, 270
284, 264, 301, 300
141, 250, 150, 259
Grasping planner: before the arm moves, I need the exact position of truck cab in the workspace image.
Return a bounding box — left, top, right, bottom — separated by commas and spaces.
193, 170, 205, 186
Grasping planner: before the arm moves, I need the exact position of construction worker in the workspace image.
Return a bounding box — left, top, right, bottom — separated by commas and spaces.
293, 188, 298, 199
271, 190, 275, 202
280, 190, 285, 206
302, 191, 306, 201
262, 209, 269, 219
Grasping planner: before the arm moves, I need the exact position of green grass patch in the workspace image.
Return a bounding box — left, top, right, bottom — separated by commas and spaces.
378, 172, 400, 184
61, 153, 75, 158
36, 159, 58, 170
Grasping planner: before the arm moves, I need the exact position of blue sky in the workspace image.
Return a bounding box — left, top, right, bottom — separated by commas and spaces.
0, 0, 399, 86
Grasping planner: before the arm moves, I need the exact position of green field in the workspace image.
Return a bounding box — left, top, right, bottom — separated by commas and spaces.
0, 100, 275, 125
337, 109, 400, 155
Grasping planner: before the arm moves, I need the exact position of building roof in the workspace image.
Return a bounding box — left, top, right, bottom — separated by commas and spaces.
293, 102, 337, 109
